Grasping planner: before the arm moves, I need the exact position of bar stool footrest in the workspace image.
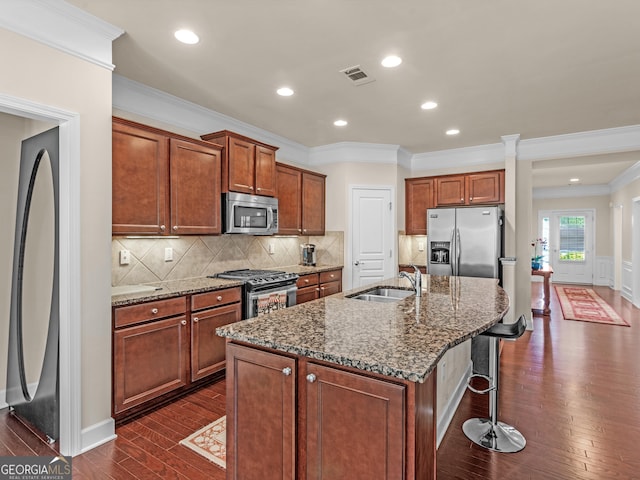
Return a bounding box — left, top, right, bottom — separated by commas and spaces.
466, 373, 495, 394
462, 418, 526, 453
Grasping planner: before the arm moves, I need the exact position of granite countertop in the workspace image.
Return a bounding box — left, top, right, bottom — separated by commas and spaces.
217, 274, 509, 383
111, 264, 343, 307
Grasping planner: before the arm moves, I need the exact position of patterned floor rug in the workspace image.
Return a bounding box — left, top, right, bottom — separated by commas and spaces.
555, 286, 630, 327
179, 415, 226, 468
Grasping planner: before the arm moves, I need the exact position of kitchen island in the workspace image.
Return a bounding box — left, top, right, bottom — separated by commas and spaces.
218, 274, 509, 480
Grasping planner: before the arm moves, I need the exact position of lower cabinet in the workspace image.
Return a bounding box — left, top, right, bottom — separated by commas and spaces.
226, 343, 418, 480
296, 268, 343, 305
112, 287, 241, 419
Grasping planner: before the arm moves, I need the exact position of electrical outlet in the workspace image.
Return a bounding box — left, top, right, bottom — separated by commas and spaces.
418, 241, 424, 252
119, 250, 130, 265
268, 243, 275, 255
165, 247, 173, 262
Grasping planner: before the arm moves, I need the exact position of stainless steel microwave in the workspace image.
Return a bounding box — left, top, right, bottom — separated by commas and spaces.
222, 192, 278, 235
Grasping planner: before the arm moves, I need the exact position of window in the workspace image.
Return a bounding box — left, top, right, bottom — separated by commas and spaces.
559, 216, 585, 261
541, 217, 549, 265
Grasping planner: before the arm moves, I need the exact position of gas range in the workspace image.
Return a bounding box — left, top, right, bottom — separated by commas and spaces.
212, 269, 299, 319
213, 269, 298, 290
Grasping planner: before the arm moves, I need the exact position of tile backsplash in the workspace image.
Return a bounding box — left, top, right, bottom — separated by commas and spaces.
112, 231, 344, 286
398, 232, 428, 266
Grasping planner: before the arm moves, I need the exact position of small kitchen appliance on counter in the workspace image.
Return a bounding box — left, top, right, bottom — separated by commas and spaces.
300, 243, 316, 266
213, 269, 298, 319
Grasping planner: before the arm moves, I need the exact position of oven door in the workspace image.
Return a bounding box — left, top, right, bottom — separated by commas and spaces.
246, 283, 297, 318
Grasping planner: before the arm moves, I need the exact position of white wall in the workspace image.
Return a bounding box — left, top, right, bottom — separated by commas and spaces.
0, 27, 113, 438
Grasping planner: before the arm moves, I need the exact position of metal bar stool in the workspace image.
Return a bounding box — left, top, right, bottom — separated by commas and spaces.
462, 314, 527, 453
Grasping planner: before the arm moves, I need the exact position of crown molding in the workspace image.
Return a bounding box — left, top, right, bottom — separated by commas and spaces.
609, 160, 640, 193
532, 184, 611, 200
411, 142, 505, 171
308, 142, 403, 166
113, 75, 310, 164
0, 0, 123, 70
519, 125, 640, 161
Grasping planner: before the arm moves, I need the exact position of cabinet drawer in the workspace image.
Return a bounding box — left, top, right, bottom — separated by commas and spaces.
319, 269, 341, 284
191, 287, 242, 311
296, 273, 319, 289
114, 296, 187, 328
320, 280, 341, 297
296, 285, 320, 304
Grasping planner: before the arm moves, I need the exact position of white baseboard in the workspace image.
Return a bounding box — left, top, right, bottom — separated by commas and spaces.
436, 361, 473, 449
80, 417, 116, 454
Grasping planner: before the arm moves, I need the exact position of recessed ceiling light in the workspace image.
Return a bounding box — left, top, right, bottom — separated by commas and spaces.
421, 101, 438, 110
381, 55, 402, 68
570, 178, 580, 182
277, 87, 294, 97
334, 119, 348, 127
446, 128, 460, 136
174, 29, 199, 45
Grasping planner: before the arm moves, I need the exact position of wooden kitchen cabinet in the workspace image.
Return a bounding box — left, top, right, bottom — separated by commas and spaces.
190, 288, 242, 381
434, 174, 467, 206
226, 343, 408, 479
434, 170, 504, 207
113, 286, 241, 419
305, 363, 405, 479
276, 162, 326, 235
226, 343, 296, 480
295, 268, 342, 305
200, 130, 278, 196
405, 177, 435, 235
112, 117, 222, 235
113, 297, 189, 415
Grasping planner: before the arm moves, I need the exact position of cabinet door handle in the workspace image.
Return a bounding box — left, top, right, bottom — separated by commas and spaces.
298, 229, 302, 233
460, 197, 464, 202
306, 373, 316, 383
151, 308, 159, 314
316, 288, 320, 292
470, 197, 473, 201
181, 320, 187, 326
217, 295, 223, 301
193, 317, 199, 323
250, 186, 254, 190
304, 279, 309, 283
257, 187, 261, 191
282, 367, 292, 376
160, 225, 166, 231
330, 274, 334, 278
173, 225, 178, 231
303, 229, 307, 233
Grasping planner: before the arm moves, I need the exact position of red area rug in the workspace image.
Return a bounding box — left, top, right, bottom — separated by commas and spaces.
555, 286, 629, 327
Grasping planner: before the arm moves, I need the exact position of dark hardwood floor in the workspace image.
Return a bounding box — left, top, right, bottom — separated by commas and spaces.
1, 283, 639, 479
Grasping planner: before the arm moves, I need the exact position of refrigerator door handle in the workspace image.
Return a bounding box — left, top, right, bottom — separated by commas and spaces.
456, 228, 461, 276
450, 228, 456, 275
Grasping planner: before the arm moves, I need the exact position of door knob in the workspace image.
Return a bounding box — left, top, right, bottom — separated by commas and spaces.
354, 261, 360, 266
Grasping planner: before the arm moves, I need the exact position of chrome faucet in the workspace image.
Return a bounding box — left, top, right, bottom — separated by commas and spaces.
399, 265, 422, 295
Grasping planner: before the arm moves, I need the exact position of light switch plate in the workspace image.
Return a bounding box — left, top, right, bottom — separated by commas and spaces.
418, 241, 424, 252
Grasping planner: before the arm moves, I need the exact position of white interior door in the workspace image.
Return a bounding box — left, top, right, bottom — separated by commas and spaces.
351, 187, 394, 289
549, 210, 594, 284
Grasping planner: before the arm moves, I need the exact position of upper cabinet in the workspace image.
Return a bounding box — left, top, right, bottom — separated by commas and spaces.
112, 117, 222, 236
200, 130, 278, 197
405, 169, 504, 235
434, 170, 504, 207
405, 177, 435, 235
276, 162, 326, 235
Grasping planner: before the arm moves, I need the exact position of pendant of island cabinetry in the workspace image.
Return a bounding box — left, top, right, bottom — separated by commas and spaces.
405, 169, 504, 235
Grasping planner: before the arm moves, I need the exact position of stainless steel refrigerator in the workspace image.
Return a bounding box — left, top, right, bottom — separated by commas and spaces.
427, 205, 503, 374
427, 206, 503, 279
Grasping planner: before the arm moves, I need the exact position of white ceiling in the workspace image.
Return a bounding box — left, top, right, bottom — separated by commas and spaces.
68, 0, 640, 185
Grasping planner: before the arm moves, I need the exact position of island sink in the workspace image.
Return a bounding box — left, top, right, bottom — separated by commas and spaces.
349, 286, 414, 302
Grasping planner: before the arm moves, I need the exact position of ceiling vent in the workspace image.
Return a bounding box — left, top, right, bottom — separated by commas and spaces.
339, 65, 376, 86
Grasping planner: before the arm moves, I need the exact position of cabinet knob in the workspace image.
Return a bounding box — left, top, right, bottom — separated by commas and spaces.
282, 367, 292, 376
257, 187, 261, 191
303, 229, 307, 233
151, 308, 158, 314
250, 186, 254, 190
330, 274, 334, 278
304, 279, 309, 283
316, 288, 320, 292
470, 197, 473, 201
173, 225, 178, 231
181, 320, 187, 326
298, 229, 302, 233
193, 317, 199, 323
217, 295, 223, 301
306, 373, 316, 383
460, 197, 464, 202
160, 225, 166, 231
